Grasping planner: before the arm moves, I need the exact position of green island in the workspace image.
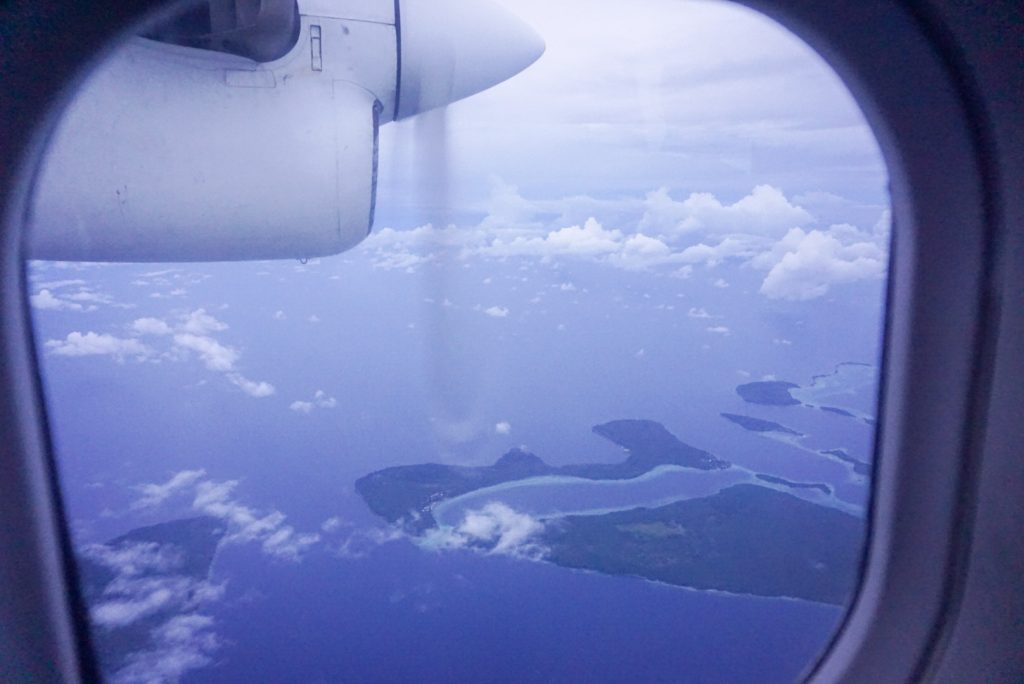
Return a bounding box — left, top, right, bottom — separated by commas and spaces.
355, 419, 729, 531
821, 448, 871, 476
77, 517, 225, 673
819, 406, 856, 418
542, 484, 862, 605
721, 412, 803, 436
755, 473, 832, 495
357, 419, 864, 604
735, 380, 801, 406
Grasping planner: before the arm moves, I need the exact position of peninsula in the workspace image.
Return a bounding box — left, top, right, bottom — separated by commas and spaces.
356, 420, 864, 605
542, 484, 862, 605
355, 419, 729, 531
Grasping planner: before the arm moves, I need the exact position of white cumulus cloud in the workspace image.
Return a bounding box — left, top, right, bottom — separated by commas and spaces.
227, 374, 275, 398
641, 184, 813, 237
31, 289, 86, 311
172, 333, 238, 373
131, 317, 173, 336
755, 226, 887, 300
45, 332, 149, 360
422, 503, 546, 558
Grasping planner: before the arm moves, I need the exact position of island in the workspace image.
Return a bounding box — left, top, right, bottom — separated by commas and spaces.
821, 448, 871, 477
820, 406, 856, 418
755, 473, 832, 495
355, 419, 729, 531
736, 380, 801, 406
77, 517, 226, 675
721, 412, 803, 436
356, 419, 865, 605
542, 484, 863, 605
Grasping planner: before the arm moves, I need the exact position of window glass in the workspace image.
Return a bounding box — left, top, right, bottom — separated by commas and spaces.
28, 1, 889, 682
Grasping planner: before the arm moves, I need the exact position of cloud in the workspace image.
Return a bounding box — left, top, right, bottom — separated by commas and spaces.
131, 317, 173, 336
33, 278, 87, 291
606, 233, 679, 270
313, 390, 336, 408
107, 599, 222, 684
65, 289, 117, 306
31, 289, 86, 311
477, 217, 684, 271
191, 480, 319, 561
754, 226, 887, 300
45, 332, 149, 360
422, 503, 546, 558
165, 311, 275, 397
128, 471, 320, 563
676, 235, 767, 266
172, 333, 238, 372
112, 614, 221, 684
43, 308, 275, 397
83, 541, 186, 581
688, 307, 714, 319
290, 390, 336, 413
495, 421, 512, 435
362, 184, 880, 289
179, 309, 227, 336
321, 517, 345, 533
132, 469, 207, 510
483, 306, 509, 318
707, 325, 731, 335
29, 281, 128, 311
79, 528, 227, 684
483, 218, 623, 259
91, 577, 187, 629
640, 184, 813, 236
227, 374, 276, 398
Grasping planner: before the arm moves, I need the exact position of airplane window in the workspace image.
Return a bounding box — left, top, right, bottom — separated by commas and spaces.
25, 0, 890, 682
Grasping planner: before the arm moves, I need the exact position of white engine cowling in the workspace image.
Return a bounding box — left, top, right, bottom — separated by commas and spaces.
28, 0, 544, 262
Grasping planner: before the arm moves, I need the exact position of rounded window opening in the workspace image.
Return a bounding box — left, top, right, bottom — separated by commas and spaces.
26, 1, 890, 682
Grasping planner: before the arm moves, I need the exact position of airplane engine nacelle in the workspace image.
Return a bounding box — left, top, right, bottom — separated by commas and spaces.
28, 0, 544, 263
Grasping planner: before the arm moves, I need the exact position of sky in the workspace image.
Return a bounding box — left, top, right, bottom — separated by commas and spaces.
380, 0, 886, 208
373, 0, 889, 304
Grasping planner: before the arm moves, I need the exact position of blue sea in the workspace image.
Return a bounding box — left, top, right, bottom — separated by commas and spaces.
30, 250, 884, 683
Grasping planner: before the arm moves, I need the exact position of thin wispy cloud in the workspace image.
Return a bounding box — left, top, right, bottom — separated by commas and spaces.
131, 470, 320, 563
43, 308, 275, 398
290, 390, 338, 414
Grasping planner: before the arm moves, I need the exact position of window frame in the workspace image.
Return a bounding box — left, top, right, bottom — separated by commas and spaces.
0, 0, 1009, 682
738, 2, 1001, 681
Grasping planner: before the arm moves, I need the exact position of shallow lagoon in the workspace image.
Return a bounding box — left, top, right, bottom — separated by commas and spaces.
433, 461, 862, 528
